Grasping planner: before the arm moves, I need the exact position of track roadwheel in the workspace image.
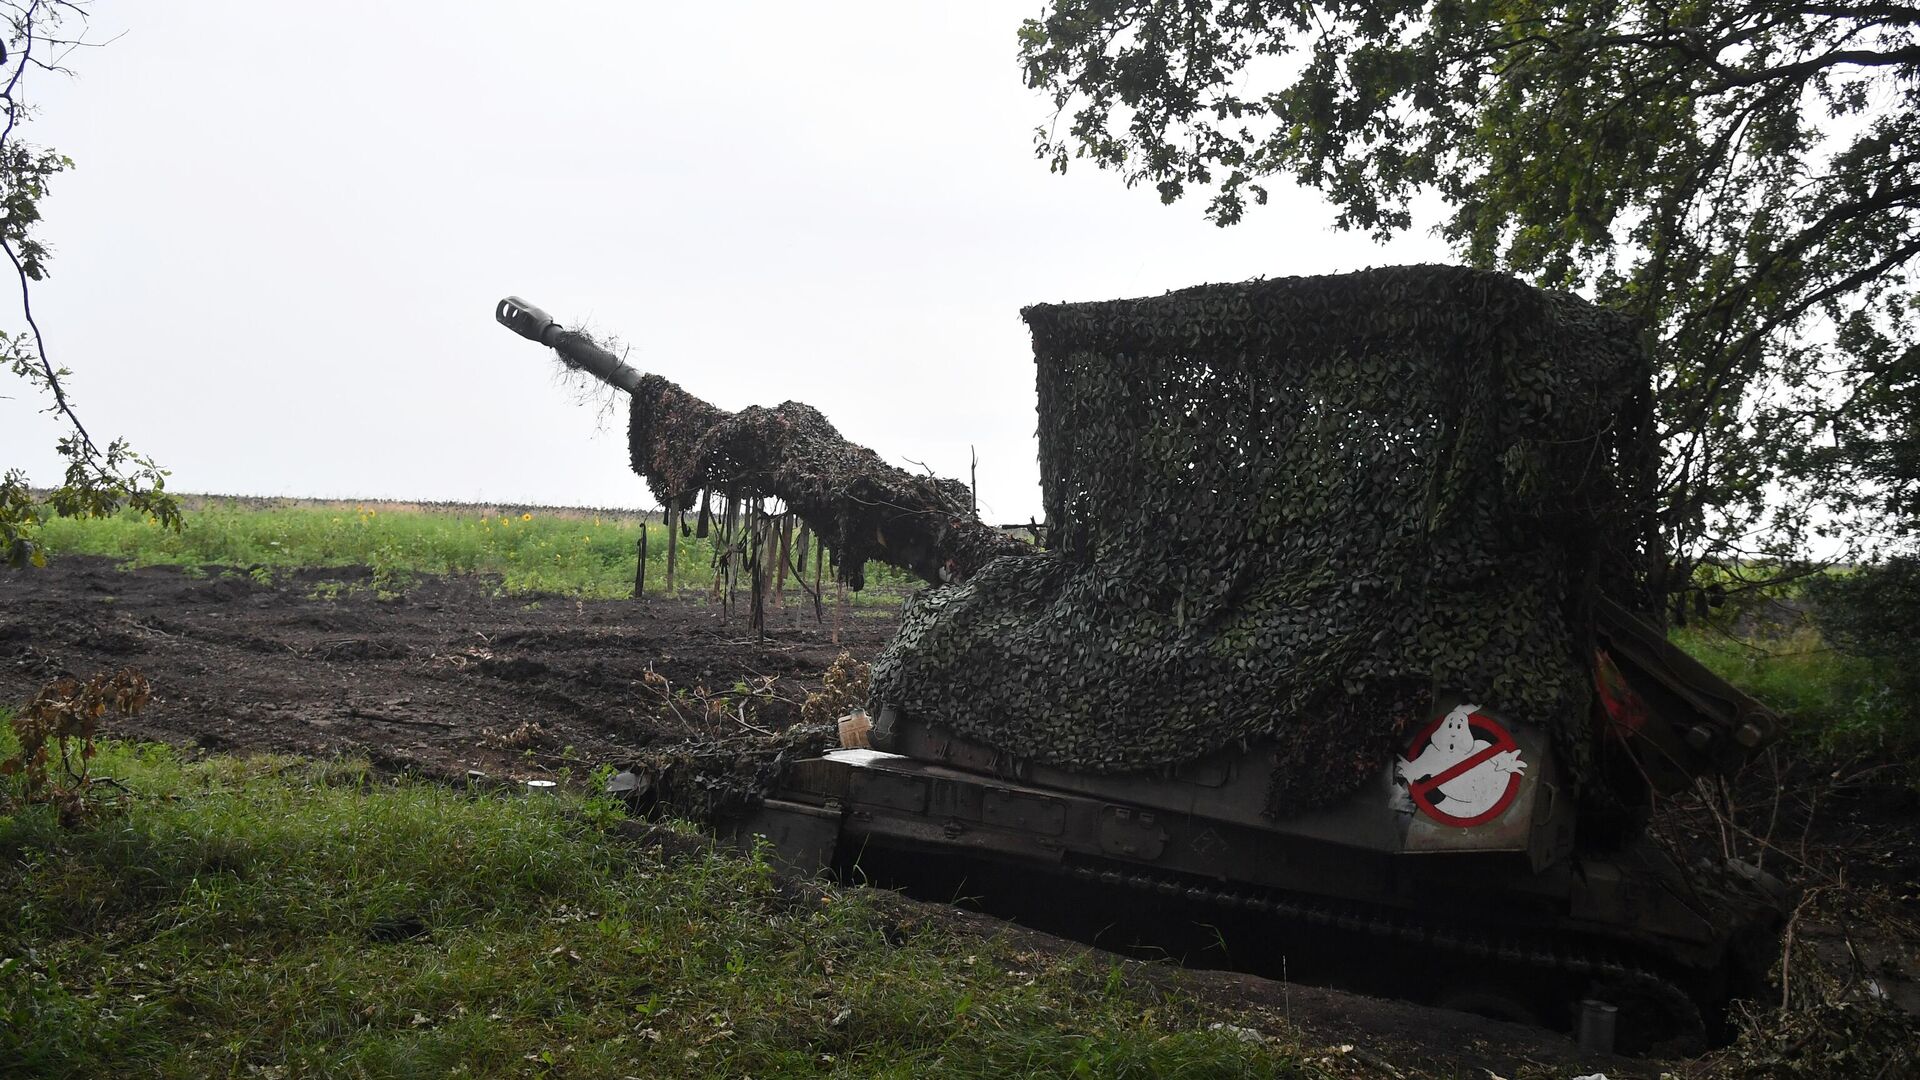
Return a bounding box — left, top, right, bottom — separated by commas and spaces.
1586, 970, 1706, 1057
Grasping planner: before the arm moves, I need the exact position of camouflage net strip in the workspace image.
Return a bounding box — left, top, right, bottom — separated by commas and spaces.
617, 723, 838, 824
870, 265, 1656, 813
626, 376, 1032, 590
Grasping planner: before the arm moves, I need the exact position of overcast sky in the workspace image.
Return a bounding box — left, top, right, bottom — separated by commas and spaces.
1, 2, 1448, 523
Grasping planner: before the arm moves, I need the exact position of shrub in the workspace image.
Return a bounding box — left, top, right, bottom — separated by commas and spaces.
1804, 556, 1920, 752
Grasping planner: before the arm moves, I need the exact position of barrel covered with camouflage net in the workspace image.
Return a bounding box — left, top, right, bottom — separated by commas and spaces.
868, 265, 1656, 814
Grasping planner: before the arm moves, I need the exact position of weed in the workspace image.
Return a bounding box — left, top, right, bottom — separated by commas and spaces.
801, 652, 872, 727
306, 580, 351, 601
1, 670, 151, 825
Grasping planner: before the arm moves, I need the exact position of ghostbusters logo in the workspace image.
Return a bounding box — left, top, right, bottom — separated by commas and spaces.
1394, 704, 1527, 827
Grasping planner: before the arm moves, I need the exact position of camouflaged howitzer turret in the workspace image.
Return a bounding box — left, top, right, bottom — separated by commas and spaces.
498, 267, 1786, 1055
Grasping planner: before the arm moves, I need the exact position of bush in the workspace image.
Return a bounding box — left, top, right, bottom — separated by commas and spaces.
1804, 556, 1920, 751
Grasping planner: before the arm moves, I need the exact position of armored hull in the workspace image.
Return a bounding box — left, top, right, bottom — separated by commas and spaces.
729, 593, 1786, 1053
739, 687, 1778, 1054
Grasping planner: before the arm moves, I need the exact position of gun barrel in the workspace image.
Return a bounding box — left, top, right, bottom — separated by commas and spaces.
495, 296, 644, 395
494, 294, 1036, 588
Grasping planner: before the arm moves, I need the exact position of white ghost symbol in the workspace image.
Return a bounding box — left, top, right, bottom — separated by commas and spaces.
1395, 704, 1527, 820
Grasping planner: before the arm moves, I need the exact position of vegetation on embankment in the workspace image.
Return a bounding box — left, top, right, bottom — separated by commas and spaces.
33, 500, 918, 602
0, 730, 1309, 1079
1672, 625, 1910, 757
1671, 561, 1920, 768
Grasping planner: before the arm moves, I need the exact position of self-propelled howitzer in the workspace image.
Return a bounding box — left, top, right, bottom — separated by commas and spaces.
496, 268, 1785, 1055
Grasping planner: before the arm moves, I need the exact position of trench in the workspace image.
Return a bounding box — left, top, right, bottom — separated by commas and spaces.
832, 841, 1692, 1056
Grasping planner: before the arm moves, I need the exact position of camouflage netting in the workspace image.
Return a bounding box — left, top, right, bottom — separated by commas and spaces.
617, 723, 839, 824
625, 375, 1030, 589
869, 265, 1657, 813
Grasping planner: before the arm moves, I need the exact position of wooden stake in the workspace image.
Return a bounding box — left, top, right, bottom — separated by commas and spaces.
664, 507, 679, 594
970, 444, 978, 515
813, 534, 826, 621
710, 494, 730, 612
634, 524, 648, 599
774, 514, 792, 612
724, 496, 741, 616
749, 509, 766, 636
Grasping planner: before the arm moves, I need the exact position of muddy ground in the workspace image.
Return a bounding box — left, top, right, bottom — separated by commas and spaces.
5, 555, 1917, 1078
0, 556, 902, 784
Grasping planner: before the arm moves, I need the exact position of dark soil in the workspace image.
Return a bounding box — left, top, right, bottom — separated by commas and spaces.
0, 556, 902, 784
5, 554, 1915, 1078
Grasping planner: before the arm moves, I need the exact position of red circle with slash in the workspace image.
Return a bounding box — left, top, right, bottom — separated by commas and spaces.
1402, 710, 1523, 828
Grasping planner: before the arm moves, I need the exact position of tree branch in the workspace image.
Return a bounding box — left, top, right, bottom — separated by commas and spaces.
1703, 45, 1920, 92
0, 0, 93, 453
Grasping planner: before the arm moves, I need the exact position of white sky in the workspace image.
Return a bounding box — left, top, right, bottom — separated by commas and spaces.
1, 1, 1447, 524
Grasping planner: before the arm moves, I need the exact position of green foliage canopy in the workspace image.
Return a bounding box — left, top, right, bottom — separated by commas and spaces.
1806, 554, 1920, 749
0, 0, 177, 568
1019, 0, 1920, 576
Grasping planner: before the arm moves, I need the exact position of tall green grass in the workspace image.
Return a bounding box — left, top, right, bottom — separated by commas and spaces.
1670, 625, 1909, 756
34, 502, 916, 601
1, 733, 1309, 1079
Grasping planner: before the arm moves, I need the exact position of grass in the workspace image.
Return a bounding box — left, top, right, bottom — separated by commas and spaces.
1670, 624, 1911, 758
0, 729, 1312, 1079
34, 501, 918, 603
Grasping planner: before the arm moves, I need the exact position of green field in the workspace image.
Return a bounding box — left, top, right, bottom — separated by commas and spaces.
0, 732, 1305, 1079
34, 500, 917, 602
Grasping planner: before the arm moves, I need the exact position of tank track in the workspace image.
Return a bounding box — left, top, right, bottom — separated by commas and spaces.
1063, 859, 1705, 1052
